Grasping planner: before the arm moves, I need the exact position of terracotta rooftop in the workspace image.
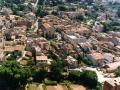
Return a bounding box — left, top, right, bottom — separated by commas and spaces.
36, 55, 48, 61
43, 22, 51, 29
89, 52, 104, 60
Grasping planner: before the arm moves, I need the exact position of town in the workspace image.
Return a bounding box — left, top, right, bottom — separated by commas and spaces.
0, 0, 120, 90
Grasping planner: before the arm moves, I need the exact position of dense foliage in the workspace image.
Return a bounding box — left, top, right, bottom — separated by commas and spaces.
68, 70, 98, 89
50, 60, 65, 82
103, 21, 120, 32
36, 6, 48, 17
117, 7, 120, 17
0, 60, 33, 90
80, 70, 98, 89
115, 66, 120, 76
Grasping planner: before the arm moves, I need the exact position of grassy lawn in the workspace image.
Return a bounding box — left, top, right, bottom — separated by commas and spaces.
19, 60, 28, 65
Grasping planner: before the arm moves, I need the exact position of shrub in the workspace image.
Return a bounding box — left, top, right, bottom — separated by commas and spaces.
68, 71, 81, 83
52, 11, 59, 16
115, 66, 120, 76
79, 70, 98, 89
44, 80, 57, 85
58, 5, 67, 11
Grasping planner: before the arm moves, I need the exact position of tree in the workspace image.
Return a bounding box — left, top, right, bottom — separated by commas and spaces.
31, 47, 36, 65
0, 60, 33, 90
102, 22, 111, 32
50, 60, 64, 82
75, 15, 84, 22
80, 70, 98, 89
52, 11, 59, 16
115, 66, 120, 76
36, 6, 48, 17
86, 0, 94, 5
5, 0, 25, 4
58, 5, 67, 11
76, 55, 91, 65
0, 0, 3, 7
33, 68, 47, 83
95, 82, 103, 90
38, 0, 44, 5
51, 0, 63, 6
68, 71, 81, 83
5, 33, 12, 41
117, 7, 120, 17
76, 55, 83, 64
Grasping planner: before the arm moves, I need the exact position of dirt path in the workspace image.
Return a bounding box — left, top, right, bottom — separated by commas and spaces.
70, 84, 86, 90
38, 84, 44, 90
57, 85, 67, 90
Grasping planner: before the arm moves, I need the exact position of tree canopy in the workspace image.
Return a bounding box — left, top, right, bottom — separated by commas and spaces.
117, 7, 120, 17
80, 70, 98, 89
0, 60, 33, 89
50, 60, 65, 82
115, 66, 120, 76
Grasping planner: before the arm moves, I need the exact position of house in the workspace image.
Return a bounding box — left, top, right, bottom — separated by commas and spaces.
63, 33, 87, 45
64, 56, 78, 68
14, 19, 32, 27
111, 37, 120, 46
61, 11, 83, 19
104, 61, 120, 72
0, 26, 26, 52
24, 51, 32, 57
103, 53, 115, 64
109, 31, 120, 38
95, 33, 113, 42
114, 57, 120, 62
41, 21, 55, 39
103, 78, 120, 90
25, 12, 36, 22
87, 52, 104, 66
78, 42, 91, 53
63, 24, 91, 36
54, 32, 62, 41
36, 55, 52, 65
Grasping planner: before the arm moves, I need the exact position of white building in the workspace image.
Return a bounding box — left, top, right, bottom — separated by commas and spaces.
63, 33, 87, 45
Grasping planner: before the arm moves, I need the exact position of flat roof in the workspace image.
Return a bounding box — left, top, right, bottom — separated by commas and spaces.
67, 35, 77, 39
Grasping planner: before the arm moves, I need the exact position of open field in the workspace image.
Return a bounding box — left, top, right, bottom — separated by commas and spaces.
26, 83, 86, 90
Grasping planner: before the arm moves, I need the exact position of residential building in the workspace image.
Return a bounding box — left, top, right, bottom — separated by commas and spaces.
63, 33, 87, 45
41, 21, 55, 39
103, 53, 115, 64
103, 78, 120, 90
104, 61, 120, 72
64, 56, 78, 68
87, 52, 104, 66
36, 55, 52, 65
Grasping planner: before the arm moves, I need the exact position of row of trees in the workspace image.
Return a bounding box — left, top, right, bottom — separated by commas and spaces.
69, 70, 98, 89
102, 20, 120, 32
38, 0, 63, 6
